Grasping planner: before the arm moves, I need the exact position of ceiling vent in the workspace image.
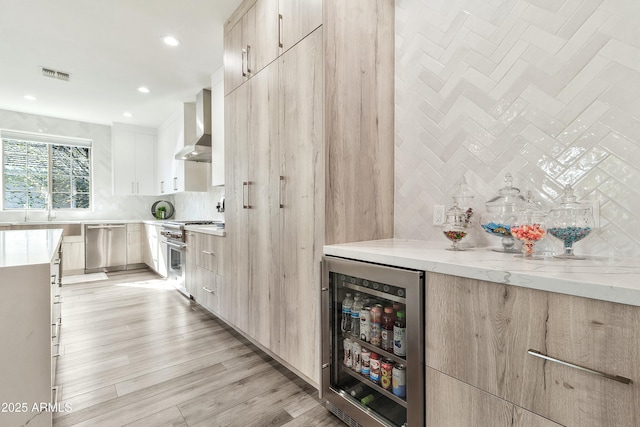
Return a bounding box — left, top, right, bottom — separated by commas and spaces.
41, 67, 70, 81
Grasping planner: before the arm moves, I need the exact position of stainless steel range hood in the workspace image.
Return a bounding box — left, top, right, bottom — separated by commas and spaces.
175, 89, 212, 162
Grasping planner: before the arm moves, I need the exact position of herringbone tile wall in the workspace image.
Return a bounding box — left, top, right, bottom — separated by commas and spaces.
395, 0, 640, 258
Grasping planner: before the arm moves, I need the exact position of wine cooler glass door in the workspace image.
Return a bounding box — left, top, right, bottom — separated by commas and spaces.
321, 256, 424, 427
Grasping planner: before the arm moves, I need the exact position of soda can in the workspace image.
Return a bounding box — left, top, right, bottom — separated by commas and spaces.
369, 352, 381, 384
392, 364, 406, 398
352, 342, 362, 373
360, 348, 371, 377
381, 359, 394, 390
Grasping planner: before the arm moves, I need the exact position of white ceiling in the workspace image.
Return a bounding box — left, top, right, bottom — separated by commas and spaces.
0, 0, 242, 128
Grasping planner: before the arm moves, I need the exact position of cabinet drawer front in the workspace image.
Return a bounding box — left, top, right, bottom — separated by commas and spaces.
426, 273, 640, 427
427, 367, 561, 427
197, 234, 224, 274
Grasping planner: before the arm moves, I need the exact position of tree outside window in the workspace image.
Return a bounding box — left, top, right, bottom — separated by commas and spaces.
3, 137, 91, 210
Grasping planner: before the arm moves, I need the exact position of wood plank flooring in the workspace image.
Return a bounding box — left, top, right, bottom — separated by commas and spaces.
53, 270, 343, 427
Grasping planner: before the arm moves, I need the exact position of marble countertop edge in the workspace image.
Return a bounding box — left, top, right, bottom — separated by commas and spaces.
323, 239, 640, 307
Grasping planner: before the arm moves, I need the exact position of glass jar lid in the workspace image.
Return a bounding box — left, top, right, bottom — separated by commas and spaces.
485, 173, 525, 213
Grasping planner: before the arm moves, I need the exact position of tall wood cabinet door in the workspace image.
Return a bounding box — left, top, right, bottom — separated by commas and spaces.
224, 83, 250, 331
249, 0, 279, 74
278, 0, 322, 52
224, 20, 245, 96
278, 28, 323, 383
247, 63, 280, 349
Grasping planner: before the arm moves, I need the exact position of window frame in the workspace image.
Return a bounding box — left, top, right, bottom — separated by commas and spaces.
1, 130, 93, 211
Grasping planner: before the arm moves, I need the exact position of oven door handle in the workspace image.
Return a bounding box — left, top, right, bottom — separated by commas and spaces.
166, 241, 187, 249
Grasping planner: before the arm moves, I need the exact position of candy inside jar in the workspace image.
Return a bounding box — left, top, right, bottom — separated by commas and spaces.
547, 185, 594, 259
511, 192, 547, 258
442, 202, 470, 251
481, 173, 525, 253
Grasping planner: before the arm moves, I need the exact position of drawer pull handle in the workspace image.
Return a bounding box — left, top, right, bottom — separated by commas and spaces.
527, 349, 632, 385
202, 250, 216, 256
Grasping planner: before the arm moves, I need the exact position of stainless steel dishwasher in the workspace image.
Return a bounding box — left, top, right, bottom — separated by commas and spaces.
84, 223, 127, 273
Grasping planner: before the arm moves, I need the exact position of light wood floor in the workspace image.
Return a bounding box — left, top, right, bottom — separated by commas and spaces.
53, 270, 343, 427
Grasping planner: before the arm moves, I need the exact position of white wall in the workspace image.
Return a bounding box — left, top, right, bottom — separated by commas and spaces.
395, 0, 640, 258
0, 108, 160, 222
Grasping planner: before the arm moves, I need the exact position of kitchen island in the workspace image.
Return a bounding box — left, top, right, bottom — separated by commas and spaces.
0, 229, 63, 427
324, 239, 640, 426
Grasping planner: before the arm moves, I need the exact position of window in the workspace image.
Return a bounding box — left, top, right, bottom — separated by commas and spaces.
2, 132, 91, 210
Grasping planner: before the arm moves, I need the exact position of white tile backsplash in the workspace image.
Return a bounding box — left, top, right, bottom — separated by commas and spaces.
395, 0, 640, 257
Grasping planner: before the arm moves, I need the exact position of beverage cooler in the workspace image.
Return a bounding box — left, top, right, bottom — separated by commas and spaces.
321, 256, 424, 427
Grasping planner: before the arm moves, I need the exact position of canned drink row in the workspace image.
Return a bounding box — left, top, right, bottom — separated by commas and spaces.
344, 338, 406, 399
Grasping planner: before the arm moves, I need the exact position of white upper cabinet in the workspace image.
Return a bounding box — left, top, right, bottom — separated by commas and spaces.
112, 123, 156, 196
156, 104, 208, 195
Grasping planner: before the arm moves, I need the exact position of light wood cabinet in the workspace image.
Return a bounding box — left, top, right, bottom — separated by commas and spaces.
224, 0, 280, 96
126, 223, 144, 266
143, 223, 166, 278
112, 123, 156, 196
427, 367, 561, 427
62, 235, 84, 275
190, 232, 225, 318
224, 0, 394, 386
185, 231, 197, 297
224, 82, 250, 332
426, 273, 640, 426
278, 0, 322, 52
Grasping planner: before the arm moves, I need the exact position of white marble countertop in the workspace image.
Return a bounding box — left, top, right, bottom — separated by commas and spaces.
0, 219, 143, 226
0, 229, 63, 268
184, 225, 226, 237
324, 239, 640, 307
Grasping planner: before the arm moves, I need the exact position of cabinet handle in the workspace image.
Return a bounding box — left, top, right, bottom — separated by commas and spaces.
527, 349, 632, 385
161, 181, 165, 194
54, 296, 64, 305
242, 181, 247, 209
52, 386, 59, 405
202, 250, 216, 256
52, 322, 60, 339
241, 47, 247, 77
203, 286, 215, 294
279, 176, 285, 208
137, 182, 140, 193
278, 14, 283, 48
132, 182, 135, 194
173, 177, 178, 191
246, 45, 252, 74
247, 181, 252, 209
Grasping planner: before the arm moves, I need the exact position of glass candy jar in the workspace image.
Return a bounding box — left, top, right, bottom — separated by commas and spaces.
451, 176, 475, 227
442, 202, 470, 251
481, 173, 525, 253
547, 185, 594, 259
511, 193, 547, 257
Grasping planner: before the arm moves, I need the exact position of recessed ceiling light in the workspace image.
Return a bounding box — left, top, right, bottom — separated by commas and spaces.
162, 35, 181, 47
123, 112, 133, 118
24, 95, 37, 101
137, 86, 150, 94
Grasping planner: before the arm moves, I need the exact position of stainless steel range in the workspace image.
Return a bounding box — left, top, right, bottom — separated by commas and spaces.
160, 220, 222, 297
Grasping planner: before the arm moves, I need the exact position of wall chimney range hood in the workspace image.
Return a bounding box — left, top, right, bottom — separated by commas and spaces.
175, 89, 212, 162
